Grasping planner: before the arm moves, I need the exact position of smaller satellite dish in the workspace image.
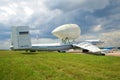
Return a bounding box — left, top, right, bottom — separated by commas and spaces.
52, 24, 81, 40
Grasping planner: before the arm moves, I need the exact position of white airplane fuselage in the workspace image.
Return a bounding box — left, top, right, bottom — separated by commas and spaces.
31, 43, 73, 51
10, 43, 73, 52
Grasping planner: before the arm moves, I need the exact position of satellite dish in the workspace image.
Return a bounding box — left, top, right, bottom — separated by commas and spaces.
52, 24, 81, 43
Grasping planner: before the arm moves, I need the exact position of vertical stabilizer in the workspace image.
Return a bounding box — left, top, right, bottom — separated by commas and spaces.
11, 26, 31, 50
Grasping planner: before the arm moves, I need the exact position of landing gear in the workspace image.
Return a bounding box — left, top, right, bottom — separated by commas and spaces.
30, 50, 36, 52
82, 49, 89, 53
58, 50, 66, 53
25, 50, 36, 52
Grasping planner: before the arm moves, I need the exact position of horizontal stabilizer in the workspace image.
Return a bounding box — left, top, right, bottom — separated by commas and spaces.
73, 42, 101, 53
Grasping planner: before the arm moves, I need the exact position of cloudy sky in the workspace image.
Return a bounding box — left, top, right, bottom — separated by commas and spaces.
0, 0, 120, 49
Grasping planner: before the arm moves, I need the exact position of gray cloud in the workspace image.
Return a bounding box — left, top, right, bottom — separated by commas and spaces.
0, 0, 120, 49
45, 0, 109, 12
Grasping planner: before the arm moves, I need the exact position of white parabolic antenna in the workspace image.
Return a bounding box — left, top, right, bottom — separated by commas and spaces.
52, 24, 81, 40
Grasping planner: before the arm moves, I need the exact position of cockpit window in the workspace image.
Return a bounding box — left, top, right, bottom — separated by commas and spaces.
19, 32, 29, 35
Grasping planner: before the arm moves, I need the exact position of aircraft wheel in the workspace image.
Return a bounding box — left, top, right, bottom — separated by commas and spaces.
30, 50, 36, 52
58, 50, 66, 53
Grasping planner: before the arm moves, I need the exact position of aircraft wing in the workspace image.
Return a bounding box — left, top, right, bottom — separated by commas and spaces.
73, 42, 101, 53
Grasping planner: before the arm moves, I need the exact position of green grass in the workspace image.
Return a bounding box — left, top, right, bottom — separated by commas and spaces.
0, 51, 120, 80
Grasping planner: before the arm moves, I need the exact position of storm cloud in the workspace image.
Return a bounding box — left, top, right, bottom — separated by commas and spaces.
0, 0, 120, 49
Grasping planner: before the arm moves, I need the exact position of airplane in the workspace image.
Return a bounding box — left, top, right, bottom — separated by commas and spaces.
10, 24, 104, 55
100, 47, 117, 53
84, 39, 104, 45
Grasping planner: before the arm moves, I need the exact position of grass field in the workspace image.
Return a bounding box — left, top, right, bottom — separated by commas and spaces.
0, 50, 120, 80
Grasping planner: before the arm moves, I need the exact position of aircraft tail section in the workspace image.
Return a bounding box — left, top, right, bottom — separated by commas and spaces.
11, 26, 31, 50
